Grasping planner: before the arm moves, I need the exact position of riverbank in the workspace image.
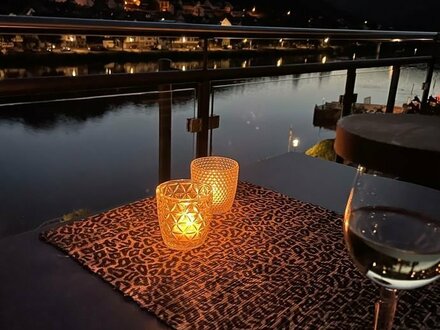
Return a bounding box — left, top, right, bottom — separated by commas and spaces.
0, 47, 334, 68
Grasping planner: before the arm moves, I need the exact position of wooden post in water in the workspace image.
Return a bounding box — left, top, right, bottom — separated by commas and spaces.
158, 58, 172, 183
337, 68, 357, 163
386, 65, 400, 113
421, 34, 439, 107
196, 81, 211, 158
342, 68, 356, 117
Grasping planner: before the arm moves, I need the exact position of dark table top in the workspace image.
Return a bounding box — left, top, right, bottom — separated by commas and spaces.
0, 153, 356, 330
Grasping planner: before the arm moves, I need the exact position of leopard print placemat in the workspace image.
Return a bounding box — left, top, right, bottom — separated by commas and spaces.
41, 182, 440, 329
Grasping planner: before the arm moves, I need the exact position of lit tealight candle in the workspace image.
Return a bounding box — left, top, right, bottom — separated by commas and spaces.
191, 156, 239, 214
156, 179, 212, 250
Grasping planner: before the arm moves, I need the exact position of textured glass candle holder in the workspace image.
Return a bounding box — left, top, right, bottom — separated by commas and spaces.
156, 179, 212, 251
191, 156, 239, 214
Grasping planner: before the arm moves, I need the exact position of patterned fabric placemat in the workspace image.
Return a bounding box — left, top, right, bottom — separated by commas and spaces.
41, 182, 440, 329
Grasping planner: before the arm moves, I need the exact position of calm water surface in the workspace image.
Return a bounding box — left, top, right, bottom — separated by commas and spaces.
0, 65, 436, 237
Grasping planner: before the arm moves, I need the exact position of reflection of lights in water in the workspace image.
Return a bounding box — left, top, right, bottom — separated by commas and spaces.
129, 67, 135, 74
106, 68, 112, 75
72, 68, 78, 77
321, 56, 327, 64
276, 58, 282, 67
182, 65, 186, 71
182, 36, 186, 43
242, 61, 247, 68
352, 53, 356, 60
0, 70, 4, 79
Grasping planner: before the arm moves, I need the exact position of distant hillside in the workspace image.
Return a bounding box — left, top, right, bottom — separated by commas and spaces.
0, 0, 439, 31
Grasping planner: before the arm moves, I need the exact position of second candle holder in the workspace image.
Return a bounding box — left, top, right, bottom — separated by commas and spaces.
191, 156, 239, 214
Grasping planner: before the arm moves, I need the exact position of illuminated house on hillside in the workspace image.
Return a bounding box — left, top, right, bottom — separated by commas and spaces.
124, 0, 141, 11
158, 0, 172, 12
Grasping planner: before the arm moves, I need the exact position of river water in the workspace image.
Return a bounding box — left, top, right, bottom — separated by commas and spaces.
0, 60, 437, 237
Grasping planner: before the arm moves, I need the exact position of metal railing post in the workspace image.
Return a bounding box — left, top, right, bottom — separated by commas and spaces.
202, 37, 209, 71
158, 58, 172, 183
386, 65, 401, 113
195, 38, 211, 158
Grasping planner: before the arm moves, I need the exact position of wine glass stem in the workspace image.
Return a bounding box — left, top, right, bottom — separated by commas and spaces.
374, 287, 398, 330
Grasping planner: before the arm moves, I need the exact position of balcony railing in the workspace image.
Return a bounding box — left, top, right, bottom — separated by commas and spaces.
0, 16, 439, 236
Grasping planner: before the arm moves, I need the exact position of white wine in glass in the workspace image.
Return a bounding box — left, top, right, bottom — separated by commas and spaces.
344, 167, 440, 330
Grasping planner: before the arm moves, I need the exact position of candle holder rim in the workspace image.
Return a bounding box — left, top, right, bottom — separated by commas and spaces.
156, 179, 212, 202
191, 156, 239, 172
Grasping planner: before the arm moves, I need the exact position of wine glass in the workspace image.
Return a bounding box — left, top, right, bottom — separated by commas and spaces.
344, 166, 440, 330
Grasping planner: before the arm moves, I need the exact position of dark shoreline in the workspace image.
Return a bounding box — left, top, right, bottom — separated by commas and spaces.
0, 47, 334, 68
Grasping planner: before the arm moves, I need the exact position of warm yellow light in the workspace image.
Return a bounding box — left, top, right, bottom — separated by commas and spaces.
156, 179, 212, 250
324, 37, 330, 43
191, 156, 239, 214
252, 6, 256, 12
321, 56, 327, 64
292, 138, 299, 148
276, 58, 283, 67
182, 36, 186, 43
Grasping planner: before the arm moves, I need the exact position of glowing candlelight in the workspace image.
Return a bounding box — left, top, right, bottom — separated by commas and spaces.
156, 180, 212, 250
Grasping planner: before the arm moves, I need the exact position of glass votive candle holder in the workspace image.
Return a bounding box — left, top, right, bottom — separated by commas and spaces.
156, 179, 212, 251
191, 156, 239, 214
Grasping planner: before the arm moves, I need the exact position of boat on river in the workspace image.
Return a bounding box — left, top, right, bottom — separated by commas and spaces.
313, 99, 404, 129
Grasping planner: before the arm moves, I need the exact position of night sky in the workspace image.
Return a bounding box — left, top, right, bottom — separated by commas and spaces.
238, 0, 440, 31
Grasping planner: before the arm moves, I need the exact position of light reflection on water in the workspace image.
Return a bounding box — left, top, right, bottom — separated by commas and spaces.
0, 66, 436, 237
0, 55, 321, 79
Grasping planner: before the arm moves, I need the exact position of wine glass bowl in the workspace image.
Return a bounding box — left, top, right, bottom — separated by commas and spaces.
343, 166, 440, 329
344, 169, 440, 289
